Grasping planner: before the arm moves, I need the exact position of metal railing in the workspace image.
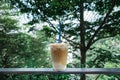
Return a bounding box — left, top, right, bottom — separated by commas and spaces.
0, 68, 120, 74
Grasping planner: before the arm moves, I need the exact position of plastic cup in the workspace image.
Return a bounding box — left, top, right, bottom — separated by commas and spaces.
50, 43, 68, 71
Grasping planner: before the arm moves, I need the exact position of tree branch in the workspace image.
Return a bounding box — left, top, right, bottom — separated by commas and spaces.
92, 35, 116, 45
62, 35, 79, 47
46, 17, 58, 32
39, 11, 58, 33
79, 0, 85, 50
95, 74, 101, 80
74, 8, 80, 21
86, 0, 116, 49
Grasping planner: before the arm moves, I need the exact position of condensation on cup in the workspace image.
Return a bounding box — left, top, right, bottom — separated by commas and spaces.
50, 43, 68, 71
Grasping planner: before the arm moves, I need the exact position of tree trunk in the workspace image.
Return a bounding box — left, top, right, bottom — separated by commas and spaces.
81, 50, 86, 68
80, 50, 86, 80
79, 0, 86, 79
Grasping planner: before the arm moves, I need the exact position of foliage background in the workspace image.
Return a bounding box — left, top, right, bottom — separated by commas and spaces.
0, 0, 120, 80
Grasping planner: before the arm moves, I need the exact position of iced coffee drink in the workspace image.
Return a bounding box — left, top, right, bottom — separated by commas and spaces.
50, 43, 68, 71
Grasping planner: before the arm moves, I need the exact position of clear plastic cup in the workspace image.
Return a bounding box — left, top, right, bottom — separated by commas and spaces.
50, 43, 68, 71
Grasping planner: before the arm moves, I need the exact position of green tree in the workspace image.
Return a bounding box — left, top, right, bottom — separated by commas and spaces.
0, 1, 51, 79
86, 36, 120, 80
0, 0, 50, 68
0, 17, 50, 68
9, 0, 120, 80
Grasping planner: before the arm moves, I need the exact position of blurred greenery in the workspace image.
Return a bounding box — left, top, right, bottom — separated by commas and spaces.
0, 0, 120, 80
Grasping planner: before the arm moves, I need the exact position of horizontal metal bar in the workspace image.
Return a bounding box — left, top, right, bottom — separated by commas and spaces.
0, 68, 120, 74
